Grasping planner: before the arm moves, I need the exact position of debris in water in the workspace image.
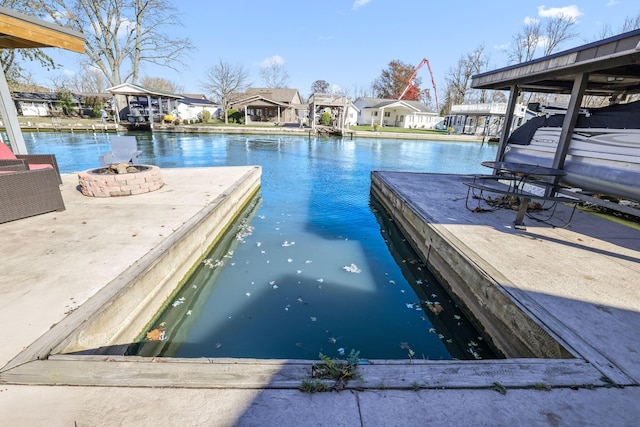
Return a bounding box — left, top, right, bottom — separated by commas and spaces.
146, 328, 166, 341
172, 297, 186, 307
342, 263, 361, 273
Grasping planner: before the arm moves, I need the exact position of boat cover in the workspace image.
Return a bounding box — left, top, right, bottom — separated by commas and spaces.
508, 100, 640, 145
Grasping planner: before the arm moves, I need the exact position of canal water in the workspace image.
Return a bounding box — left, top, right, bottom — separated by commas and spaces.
23, 131, 499, 360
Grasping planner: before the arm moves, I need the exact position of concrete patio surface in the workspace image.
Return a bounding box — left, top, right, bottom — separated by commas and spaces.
1, 168, 639, 426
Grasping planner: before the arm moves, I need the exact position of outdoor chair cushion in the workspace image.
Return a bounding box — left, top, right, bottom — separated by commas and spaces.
0, 142, 62, 183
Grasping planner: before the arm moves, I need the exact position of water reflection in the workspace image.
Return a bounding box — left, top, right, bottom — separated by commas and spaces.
21, 131, 499, 360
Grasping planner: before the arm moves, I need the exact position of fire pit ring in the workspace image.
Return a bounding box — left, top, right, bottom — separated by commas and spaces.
78, 164, 163, 197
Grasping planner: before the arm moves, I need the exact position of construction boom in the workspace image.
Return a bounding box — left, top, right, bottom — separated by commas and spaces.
398, 58, 439, 110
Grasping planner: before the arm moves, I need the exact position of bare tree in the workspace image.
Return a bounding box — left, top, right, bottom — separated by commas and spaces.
543, 13, 578, 55
201, 59, 250, 124
311, 80, 330, 94
140, 76, 183, 93
350, 84, 374, 99
507, 21, 541, 64
37, 0, 193, 87
260, 57, 289, 88
443, 45, 487, 112
621, 11, 640, 32
51, 67, 109, 93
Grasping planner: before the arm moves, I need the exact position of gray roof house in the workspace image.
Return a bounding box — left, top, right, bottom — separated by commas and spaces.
354, 97, 441, 129
231, 88, 306, 124
177, 95, 220, 121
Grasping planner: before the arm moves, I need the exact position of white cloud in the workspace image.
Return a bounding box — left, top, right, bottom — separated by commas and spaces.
260, 55, 285, 68
537, 5, 583, 21
606, 0, 618, 6
352, 0, 372, 10
63, 69, 76, 77
524, 16, 539, 25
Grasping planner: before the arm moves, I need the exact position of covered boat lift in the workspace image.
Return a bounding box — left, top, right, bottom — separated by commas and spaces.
471, 28, 640, 213
106, 83, 183, 130
0, 6, 85, 154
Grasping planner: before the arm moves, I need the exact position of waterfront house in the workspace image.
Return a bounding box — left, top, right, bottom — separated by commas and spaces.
445, 102, 536, 137
354, 97, 441, 129
176, 95, 220, 122
231, 88, 305, 124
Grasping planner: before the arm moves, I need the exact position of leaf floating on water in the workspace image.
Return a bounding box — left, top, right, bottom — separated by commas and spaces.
317, 278, 324, 283
215, 342, 222, 349
337, 347, 345, 356
428, 304, 444, 314
297, 297, 304, 303
269, 280, 276, 285
282, 241, 296, 247
256, 242, 262, 247
272, 285, 279, 289
399, 342, 410, 349
310, 316, 317, 322
454, 315, 461, 320
405, 303, 414, 309
342, 263, 361, 273
296, 270, 302, 274
287, 258, 293, 263
146, 328, 166, 341
172, 297, 186, 308
429, 328, 436, 334
245, 292, 251, 297
415, 279, 423, 285
389, 280, 396, 285
186, 310, 192, 316
328, 337, 337, 343
305, 260, 312, 264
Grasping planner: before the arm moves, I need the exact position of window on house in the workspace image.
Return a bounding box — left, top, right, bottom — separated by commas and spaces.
373, 112, 378, 116
384, 112, 390, 117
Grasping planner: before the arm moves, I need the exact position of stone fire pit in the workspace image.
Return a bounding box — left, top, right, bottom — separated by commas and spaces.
78, 164, 163, 197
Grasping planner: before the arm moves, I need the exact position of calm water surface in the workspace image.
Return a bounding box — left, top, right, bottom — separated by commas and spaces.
24, 131, 498, 360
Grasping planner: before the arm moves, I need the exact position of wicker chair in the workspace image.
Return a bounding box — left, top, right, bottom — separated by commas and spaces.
0, 142, 62, 184
0, 163, 65, 224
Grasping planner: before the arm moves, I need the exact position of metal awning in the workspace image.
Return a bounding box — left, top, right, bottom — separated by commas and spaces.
472, 28, 640, 174
0, 7, 85, 154
472, 28, 640, 96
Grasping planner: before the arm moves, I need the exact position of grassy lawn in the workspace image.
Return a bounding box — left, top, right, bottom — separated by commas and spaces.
348, 125, 447, 135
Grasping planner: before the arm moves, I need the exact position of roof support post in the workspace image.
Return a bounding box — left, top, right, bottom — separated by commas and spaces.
0, 57, 28, 154
494, 85, 519, 162
552, 72, 588, 170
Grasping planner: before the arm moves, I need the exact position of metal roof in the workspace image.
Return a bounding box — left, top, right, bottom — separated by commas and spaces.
471, 28, 640, 96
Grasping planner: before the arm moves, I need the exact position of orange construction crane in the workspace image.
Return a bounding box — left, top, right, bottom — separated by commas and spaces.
398, 58, 439, 110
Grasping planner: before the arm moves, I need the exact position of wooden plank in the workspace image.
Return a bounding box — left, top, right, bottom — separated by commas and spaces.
0, 14, 84, 53
0, 356, 610, 389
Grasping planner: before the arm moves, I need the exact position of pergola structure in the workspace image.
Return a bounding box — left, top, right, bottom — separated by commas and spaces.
472, 28, 640, 170
0, 6, 85, 154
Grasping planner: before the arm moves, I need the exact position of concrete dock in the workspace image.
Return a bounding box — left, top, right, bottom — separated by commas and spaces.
1, 168, 639, 426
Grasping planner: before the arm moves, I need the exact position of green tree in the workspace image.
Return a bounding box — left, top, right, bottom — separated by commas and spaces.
319, 111, 331, 125
56, 89, 75, 115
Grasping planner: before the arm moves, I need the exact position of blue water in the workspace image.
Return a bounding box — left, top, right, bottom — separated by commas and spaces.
22, 131, 499, 360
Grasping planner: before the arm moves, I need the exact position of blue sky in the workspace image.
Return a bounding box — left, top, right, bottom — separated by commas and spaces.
26, 1, 639, 99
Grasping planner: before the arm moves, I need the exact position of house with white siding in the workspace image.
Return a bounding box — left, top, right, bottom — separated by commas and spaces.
354, 97, 441, 129
176, 95, 220, 121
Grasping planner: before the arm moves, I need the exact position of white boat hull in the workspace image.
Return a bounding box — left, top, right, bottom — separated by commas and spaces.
504, 127, 640, 202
